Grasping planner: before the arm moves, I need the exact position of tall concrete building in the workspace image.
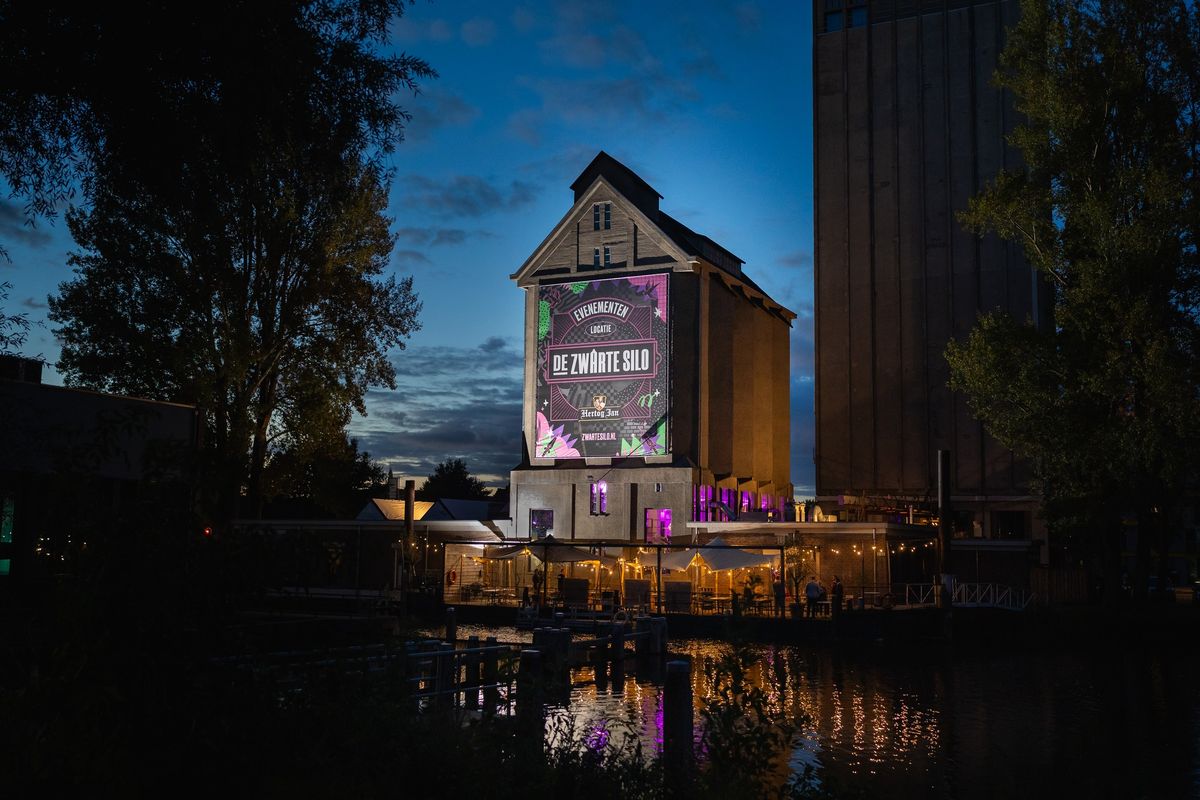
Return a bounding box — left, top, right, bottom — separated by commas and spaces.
813, 0, 1047, 540
510, 153, 793, 542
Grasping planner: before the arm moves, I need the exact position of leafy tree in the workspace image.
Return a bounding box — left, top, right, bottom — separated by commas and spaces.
261, 434, 386, 519
416, 458, 492, 501
0, 282, 30, 353
946, 0, 1200, 602
38, 1, 432, 519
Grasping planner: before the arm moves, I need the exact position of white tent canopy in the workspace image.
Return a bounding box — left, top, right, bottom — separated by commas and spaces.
484, 538, 603, 564
660, 537, 775, 572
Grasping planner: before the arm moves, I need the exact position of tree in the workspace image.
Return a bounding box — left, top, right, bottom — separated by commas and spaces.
416, 459, 492, 501
0, 282, 30, 354
946, 0, 1200, 603
262, 434, 386, 519
38, 1, 432, 519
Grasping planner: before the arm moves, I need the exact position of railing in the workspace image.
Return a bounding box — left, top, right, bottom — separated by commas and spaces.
953, 582, 1035, 610
899, 581, 1035, 610
904, 583, 938, 606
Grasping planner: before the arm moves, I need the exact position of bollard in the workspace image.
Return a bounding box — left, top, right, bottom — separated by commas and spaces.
609, 622, 625, 664
436, 642, 455, 708
445, 606, 457, 643
634, 617, 645, 658
465, 635, 480, 709
663, 659, 694, 783
592, 644, 608, 689
482, 636, 499, 711
516, 649, 544, 737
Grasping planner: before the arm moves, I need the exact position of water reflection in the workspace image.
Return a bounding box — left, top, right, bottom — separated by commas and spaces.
546, 639, 1200, 798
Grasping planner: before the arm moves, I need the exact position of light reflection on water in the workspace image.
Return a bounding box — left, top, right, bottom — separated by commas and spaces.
539, 636, 1199, 798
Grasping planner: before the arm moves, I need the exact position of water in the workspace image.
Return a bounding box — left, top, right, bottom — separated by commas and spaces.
443, 625, 1200, 798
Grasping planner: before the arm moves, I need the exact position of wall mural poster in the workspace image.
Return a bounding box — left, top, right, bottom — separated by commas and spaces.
535, 274, 669, 460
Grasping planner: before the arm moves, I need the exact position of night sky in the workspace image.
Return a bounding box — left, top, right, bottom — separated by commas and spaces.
0, 1, 816, 495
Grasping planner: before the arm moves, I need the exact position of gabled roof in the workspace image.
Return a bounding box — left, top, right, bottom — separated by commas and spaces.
570, 151, 662, 215
356, 499, 435, 521
512, 151, 795, 322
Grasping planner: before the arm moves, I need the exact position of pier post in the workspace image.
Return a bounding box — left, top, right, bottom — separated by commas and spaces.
465, 635, 480, 709
663, 659, 694, 783
436, 642, 455, 709
609, 621, 625, 664
516, 649, 544, 741
445, 606, 457, 643
482, 636, 499, 710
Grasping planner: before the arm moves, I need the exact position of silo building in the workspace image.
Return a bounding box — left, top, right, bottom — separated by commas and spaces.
813, 0, 1048, 548
509, 152, 794, 542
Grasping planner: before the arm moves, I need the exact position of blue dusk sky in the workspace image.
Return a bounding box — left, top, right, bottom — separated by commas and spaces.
0, 1, 816, 495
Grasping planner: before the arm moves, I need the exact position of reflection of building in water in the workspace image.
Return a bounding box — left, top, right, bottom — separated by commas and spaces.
510, 152, 793, 542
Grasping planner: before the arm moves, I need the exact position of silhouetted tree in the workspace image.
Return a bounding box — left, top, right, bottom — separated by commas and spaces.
33, 1, 432, 519
946, 0, 1200, 603
262, 435, 385, 519
416, 459, 492, 501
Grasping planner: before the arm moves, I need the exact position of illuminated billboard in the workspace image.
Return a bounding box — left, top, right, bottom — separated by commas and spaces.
535, 274, 669, 460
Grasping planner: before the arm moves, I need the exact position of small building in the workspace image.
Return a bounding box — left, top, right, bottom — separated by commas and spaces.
0, 357, 200, 587
509, 152, 794, 543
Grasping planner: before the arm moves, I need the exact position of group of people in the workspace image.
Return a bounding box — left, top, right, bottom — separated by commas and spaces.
803, 574, 845, 618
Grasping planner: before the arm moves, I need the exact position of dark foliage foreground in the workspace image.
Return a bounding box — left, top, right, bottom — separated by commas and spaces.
1, 580, 846, 798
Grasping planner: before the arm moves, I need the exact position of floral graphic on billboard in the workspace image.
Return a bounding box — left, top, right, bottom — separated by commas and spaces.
535, 274, 669, 460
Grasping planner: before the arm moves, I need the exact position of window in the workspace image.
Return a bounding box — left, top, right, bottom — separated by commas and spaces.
590, 481, 608, 515
593, 248, 601, 268
603, 246, 611, 267
604, 203, 611, 229
593, 204, 601, 230
825, 11, 842, 31
849, 6, 867, 27
530, 509, 553, 538
645, 508, 672, 543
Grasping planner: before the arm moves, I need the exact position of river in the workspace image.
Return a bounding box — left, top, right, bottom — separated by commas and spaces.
444, 624, 1200, 798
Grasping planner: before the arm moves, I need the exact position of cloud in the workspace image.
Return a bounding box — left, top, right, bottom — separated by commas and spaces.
735, 2, 763, 35
0, 199, 52, 249
392, 249, 432, 266
394, 227, 495, 247
400, 174, 539, 218
479, 336, 508, 353
391, 16, 454, 44
408, 90, 481, 141
352, 338, 526, 486
461, 17, 496, 46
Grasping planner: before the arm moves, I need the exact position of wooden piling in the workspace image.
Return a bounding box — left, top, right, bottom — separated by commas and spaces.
436, 642, 455, 708
663, 659, 693, 781
482, 636, 499, 710
445, 606, 457, 643
465, 635, 480, 709
516, 649, 544, 737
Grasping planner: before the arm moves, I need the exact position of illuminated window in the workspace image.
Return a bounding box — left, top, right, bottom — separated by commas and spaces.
530, 509, 553, 538
593, 204, 601, 230
590, 481, 608, 515
644, 508, 672, 543
604, 203, 611, 229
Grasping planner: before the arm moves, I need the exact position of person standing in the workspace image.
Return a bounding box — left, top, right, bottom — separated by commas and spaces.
804, 575, 821, 619
831, 575, 844, 619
